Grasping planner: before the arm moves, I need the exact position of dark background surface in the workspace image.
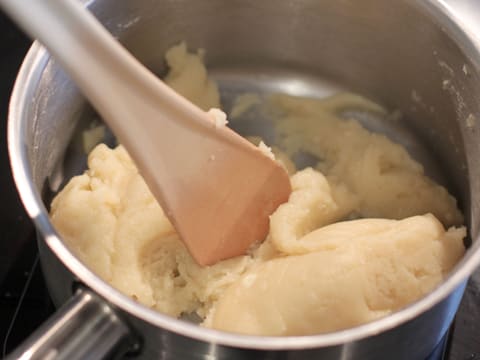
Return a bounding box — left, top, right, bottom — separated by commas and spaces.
0, 11, 55, 358
0, 10, 32, 283
0, 8, 478, 360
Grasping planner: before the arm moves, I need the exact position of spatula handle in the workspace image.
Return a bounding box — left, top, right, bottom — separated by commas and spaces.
0, 0, 220, 214
0, 0, 211, 133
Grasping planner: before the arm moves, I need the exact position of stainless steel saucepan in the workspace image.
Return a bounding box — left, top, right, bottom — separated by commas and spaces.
5, 0, 480, 359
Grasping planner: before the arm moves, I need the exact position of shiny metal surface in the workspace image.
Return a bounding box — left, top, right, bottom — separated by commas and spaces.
4, 289, 132, 360
449, 270, 480, 359
7, 0, 480, 359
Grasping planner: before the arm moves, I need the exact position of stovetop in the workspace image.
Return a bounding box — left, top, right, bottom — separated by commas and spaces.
0, 10, 479, 360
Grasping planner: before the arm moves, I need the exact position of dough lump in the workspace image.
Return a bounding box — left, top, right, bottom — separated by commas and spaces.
206, 215, 465, 335
266, 93, 463, 227
50, 43, 466, 336
164, 41, 220, 111
50, 144, 254, 316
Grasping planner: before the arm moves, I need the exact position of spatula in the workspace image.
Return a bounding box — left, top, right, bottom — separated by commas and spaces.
0, 0, 291, 266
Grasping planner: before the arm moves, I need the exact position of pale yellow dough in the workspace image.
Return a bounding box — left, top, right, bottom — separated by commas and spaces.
265, 93, 463, 228
50, 43, 466, 336
205, 215, 465, 335
164, 41, 220, 111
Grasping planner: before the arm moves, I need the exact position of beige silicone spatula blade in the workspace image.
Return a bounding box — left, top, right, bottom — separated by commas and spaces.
1, 0, 292, 265
163, 127, 292, 266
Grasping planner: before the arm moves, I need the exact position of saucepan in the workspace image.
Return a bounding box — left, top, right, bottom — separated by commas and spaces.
6, 0, 480, 359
